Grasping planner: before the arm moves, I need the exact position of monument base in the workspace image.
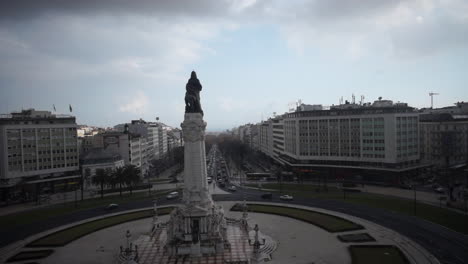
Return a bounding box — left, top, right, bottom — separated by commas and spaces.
166, 204, 229, 257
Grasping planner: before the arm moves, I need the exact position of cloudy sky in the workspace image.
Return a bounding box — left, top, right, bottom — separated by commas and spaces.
1, 0, 467, 131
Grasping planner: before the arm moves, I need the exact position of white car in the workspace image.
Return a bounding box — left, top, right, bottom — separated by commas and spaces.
166, 191, 180, 200
106, 203, 119, 210
435, 187, 445, 193
279, 194, 293, 201
228, 186, 237, 192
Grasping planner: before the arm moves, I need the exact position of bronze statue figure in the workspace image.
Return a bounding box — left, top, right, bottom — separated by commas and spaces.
185, 71, 203, 115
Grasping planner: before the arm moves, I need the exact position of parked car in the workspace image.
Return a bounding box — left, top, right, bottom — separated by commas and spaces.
106, 203, 119, 210
208, 177, 213, 183
228, 186, 237, 192
166, 191, 180, 200
279, 194, 293, 201
261, 193, 273, 199
435, 187, 445, 193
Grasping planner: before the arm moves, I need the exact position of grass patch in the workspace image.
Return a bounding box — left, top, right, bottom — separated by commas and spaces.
338, 233, 376, 243
349, 245, 409, 264
232, 203, 363, 232
0, 189, 175, 230
254, 183, 468, 235
149, 178, 172, 183
27, 207, 174, 247
6, 250, 53, 262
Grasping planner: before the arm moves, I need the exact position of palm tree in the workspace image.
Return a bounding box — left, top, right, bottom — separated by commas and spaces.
124, 165, 141, 195
92, 169, 108, 199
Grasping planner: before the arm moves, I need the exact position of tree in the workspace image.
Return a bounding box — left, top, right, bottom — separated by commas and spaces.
82, 168, 91, 201
123, 165, 141, 195
92, 169, 108, 199
112, 167, 126, 197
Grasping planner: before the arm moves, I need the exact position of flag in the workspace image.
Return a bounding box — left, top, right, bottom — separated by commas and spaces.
53, 104, 56, 111
69, 104, 73, 112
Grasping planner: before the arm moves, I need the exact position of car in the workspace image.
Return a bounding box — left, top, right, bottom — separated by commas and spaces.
166, 191, 180, 199
169, 178, 179, 183
227, 186, 237, 191
279, 194, 293, 201
207, 177, 213, 183
435, 187, 445, 193
261, 193, 273, 199
106, 203, 119, 210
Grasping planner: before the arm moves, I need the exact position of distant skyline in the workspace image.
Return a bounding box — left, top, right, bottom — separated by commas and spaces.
1, 0, 468, 131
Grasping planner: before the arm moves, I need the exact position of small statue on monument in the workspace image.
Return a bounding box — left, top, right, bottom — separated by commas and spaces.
185, 71, 203, 115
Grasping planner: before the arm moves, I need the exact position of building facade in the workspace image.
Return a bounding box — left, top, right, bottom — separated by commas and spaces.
280, 101, 420, 171
419, 113, 468, 168
239, 100, 424, 183
0, 109, 79, 201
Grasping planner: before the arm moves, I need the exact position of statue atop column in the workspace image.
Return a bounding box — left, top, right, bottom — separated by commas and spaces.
185, 71, 203, 115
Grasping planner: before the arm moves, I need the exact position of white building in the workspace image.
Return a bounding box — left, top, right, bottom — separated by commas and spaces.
0, 109, 79, 201
281, 100, 420, 171
247, 99, 425, 183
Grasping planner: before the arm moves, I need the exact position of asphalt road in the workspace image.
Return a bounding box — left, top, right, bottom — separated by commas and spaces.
1, 187, 467, 264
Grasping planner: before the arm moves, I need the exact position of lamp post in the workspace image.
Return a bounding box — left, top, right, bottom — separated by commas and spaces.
249, 224, 266, 263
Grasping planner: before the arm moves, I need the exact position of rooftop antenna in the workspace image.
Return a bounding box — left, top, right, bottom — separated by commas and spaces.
360, 95, 365, 105
429, 92, 439, 109
287, 101, 296, 112
339, 96, 343, 105
352, 94, 355, 104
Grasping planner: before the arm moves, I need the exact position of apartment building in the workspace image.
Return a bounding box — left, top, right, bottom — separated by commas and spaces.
0, 109, 79, 201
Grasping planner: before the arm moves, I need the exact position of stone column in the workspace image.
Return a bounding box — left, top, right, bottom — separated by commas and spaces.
181, 113, 211, 206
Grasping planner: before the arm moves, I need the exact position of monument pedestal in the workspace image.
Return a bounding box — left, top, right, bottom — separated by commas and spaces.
166, 113, 229, 257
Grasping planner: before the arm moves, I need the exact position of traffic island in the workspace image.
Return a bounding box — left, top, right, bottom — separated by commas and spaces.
231, 203, 364, 232
337, 233, 376, 243
349, 245, 410, 264
6, 249, 54, 263
26, 207, 174, 247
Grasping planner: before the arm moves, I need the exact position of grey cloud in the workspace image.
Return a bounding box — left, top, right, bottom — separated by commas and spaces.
391, 16, 468, 58
306, 0, 405, 21
0, 0, 234, 21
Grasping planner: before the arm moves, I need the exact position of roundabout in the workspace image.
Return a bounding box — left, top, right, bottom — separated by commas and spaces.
3, 201, 439, 264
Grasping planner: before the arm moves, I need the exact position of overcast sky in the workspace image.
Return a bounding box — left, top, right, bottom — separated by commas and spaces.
1, 0, 467, 131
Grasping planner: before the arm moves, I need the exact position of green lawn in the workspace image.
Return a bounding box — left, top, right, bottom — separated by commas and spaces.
232, 203, 363, 232
349, 245, 410, 264
0, 189, 176, 230
251, 183, 468, 234
6, 249, 54, 262
149, 178, 171, 183
27, 207, 174, 247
